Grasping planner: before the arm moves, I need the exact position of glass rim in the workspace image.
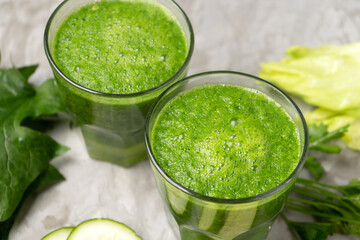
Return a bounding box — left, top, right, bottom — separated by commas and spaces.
43, 0, 194, 98
145, 70, 309, 204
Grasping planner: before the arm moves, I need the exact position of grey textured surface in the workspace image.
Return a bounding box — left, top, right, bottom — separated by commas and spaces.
0, 0, 359, 239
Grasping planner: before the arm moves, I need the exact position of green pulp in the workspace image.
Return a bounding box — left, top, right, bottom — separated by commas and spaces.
53, 0, 187, 94
152, 84, 301, 199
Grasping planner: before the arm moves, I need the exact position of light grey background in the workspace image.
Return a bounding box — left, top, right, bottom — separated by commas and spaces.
0, 0, 359, 239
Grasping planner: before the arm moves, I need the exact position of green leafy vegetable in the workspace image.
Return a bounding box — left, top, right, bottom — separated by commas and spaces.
259, 43, 360, 150
339, 178, 360, 197
0, 165, 64, 239
18, 65, 38, 80
304, 156, 325, 181
282, 123, 356, 239
309, 124, 348, 153
280, 213, 338, 240
0, 65, 67, 225
306, 109, 360, 151
303, 124, 348, 180
284, 178, 360, 239
259, 43, 360, 112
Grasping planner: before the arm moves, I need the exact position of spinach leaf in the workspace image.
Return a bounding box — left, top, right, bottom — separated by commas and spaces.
0, 165, 64, 239
0, 65, 68, 222
18, 65, 38, 81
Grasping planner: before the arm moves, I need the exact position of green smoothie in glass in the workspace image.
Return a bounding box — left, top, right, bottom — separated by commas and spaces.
145, 72, 308, 239
44, 0, 193, 167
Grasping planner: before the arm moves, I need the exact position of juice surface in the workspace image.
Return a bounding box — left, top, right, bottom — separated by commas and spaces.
53, 0, 187, 94
152, 84, 301, 199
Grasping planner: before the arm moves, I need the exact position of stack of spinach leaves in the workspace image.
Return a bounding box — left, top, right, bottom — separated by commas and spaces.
0, 65, 68, 239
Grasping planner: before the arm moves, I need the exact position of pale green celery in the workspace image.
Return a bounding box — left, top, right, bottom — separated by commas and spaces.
259, 42, 360, 150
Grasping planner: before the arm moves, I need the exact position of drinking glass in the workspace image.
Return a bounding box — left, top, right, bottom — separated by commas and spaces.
44, 0, 194, 167
145, 71, 309, 239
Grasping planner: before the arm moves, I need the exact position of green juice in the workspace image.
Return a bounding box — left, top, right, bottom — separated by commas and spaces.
147, 76, 306, 240
46, 0, 191, 166
53, 0, 187, 94
152, 84, 301, 199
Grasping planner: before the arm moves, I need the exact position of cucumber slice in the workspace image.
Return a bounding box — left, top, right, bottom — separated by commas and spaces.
67, 218, 141, 240
42, 227, 74, 240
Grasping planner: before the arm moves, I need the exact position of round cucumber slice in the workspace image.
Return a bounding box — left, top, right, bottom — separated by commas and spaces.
67, 218, 141, 240
42, 227, 74, 240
